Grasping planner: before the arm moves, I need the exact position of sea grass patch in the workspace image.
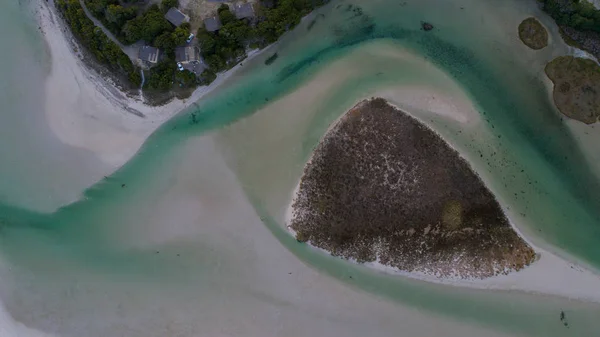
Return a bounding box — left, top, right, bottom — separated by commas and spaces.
290, 98, 535, 279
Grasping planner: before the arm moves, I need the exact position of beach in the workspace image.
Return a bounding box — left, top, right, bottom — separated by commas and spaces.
36, 0, 269, 168
1, 0, 600, 336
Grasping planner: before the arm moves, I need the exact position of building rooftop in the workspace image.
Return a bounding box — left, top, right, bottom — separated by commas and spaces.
138, 46, 160, 64
165, 7, 189, 27
232, 3, 254, 19
175, 46, 200, 64
204, 16, 222, 32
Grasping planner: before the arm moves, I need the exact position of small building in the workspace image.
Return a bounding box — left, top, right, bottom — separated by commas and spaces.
138, 45, 160, 64
165, 7, 189, 27
203, 16, 222, 32
175, 46, 206, 75
232, 3, 254, 19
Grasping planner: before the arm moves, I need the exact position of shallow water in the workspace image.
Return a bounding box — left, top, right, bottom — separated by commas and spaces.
1, 0, 600, 336
0, 0, 110, 212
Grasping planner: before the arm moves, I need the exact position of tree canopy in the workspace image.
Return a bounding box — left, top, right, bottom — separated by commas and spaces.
542, 0, 600, 33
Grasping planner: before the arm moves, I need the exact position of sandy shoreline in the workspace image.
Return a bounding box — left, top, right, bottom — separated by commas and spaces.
283, 99, 600, 303
34, 0, 269, 168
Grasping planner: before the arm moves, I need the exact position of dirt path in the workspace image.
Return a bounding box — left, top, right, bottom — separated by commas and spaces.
77, 0, 140, 62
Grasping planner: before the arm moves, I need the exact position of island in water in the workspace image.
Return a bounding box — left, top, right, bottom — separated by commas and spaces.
518, 17, 548, 50
545, 56, 600, 124
289, 98, 536, 280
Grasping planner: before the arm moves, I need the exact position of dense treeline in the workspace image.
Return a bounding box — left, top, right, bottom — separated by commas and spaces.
56, 0, 141, 85
257, 0, 328, 43
541, 0, 600, 33
197, 0, 328, 72
197, 5, 252, 71
83, 0, 189, 49
59, 0, 327, 100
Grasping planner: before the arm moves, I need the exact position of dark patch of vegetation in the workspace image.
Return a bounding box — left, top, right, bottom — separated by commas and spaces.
541, 0, 600, 32
196, 5, 254, 72
161, 0, 179, 13
83, 0, 137, 43
290, 98, 536, 279
518, 17, 548, 49
56, 0, 140, 86
545, 56, 600, 124
144, 59, 175, 90
421, 21, 434, 31
264, 52, 278, 65
540, 0, 600, 58
83, 0, 189, 48
122, 4, 177, 44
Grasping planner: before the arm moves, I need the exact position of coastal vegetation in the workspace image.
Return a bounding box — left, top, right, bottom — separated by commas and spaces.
197, 0, 327, 72
58, 0, 329, 103
545, 56, 600, 124
518, 17, 548, 49
290, 98, 536, 279
540, 0, 600, 58
56, 0, 141, 87
196, 5, 253, 72
83, 0, 183, 45
540, 0, 600, 33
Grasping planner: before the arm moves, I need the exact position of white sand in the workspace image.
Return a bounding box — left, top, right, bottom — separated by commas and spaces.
36, 0, 267, 168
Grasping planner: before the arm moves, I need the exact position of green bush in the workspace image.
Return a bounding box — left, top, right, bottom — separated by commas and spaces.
175, 69, 197, 87
161, 0, 179, 12
144, 60, 176, 90
57, 0, 139, 85
541, 0, 600, 33
122, 5, 173, 44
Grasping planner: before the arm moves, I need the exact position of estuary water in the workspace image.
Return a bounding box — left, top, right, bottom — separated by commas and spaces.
1, 0, 600, 336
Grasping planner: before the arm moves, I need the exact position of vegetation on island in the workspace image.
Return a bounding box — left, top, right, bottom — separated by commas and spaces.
545, 56, 600, 124
56, 0, 141, 87
290, 98, 536, 279
518, 17, 549, 49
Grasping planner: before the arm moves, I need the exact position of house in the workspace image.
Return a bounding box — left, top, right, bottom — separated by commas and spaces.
204, 16, 222, 32
165, 7, 189, 27
138, 45, 160, 65
232, 3, 254, 19
175, 46, 206, 75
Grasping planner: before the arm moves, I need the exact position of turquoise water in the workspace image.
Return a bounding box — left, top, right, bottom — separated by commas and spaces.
1, 0, 600, 336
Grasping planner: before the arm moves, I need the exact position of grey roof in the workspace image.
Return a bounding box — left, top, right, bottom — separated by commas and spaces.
165, 7, 189, 27
232, 3, 254, 19
175, 46, 200, 64
204, 16, 222, 32
138, 46, 160, 63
